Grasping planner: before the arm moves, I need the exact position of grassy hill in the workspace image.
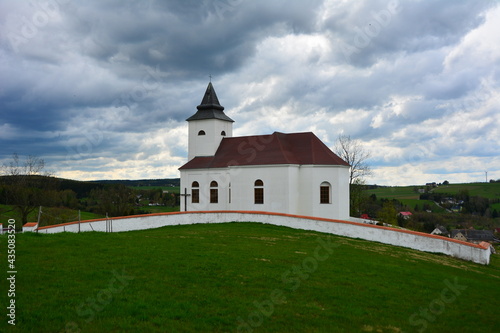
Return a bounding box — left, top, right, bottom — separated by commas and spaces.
364, 182, 500, 213
365, 182, 500, 201
364, 185, 445, 212
1, 223, 498, 332
433, 182, 500, 199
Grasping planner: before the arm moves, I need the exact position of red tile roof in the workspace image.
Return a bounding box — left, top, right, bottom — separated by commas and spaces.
179, 131, 349, 170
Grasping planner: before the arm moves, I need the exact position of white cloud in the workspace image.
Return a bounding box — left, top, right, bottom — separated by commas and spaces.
1, 0, 498, 185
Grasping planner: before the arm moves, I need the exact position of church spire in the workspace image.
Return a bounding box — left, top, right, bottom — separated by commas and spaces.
186, 82, 234, 122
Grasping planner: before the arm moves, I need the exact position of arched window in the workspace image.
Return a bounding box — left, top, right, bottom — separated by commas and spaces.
191, 181, 199, 203
210, 181, 218, 203
198, 130, 206, 136
221, 131, 226, 136
320, 181, 331, 204
254, 179, 264, 204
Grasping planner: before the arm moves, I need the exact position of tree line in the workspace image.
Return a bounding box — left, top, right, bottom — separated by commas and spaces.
0, 154, 179, 230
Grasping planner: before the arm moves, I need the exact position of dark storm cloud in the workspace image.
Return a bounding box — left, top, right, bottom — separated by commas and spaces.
326, 0, 494, 67
0, 0, 498, 184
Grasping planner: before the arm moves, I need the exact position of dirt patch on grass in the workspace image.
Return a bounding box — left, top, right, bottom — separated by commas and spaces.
362, 325, 402, 332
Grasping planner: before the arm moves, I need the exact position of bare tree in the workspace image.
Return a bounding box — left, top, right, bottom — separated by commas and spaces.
1, 153, 53, 228
334, 134, 373, 185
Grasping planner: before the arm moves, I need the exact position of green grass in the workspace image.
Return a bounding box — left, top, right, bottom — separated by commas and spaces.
138, 205, 180, 214
0, 223, 498, 332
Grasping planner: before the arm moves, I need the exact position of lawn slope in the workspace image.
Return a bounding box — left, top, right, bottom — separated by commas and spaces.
1, 223, 498, 332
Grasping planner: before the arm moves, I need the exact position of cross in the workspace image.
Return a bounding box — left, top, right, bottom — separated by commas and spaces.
209, 74, 212, 82
180, 188, 191, 212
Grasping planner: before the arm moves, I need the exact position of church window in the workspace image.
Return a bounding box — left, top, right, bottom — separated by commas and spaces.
221, 131, 226, 136
210, 181, 218, 203
320, 182, 331, 204
198, 130, 206, 135
191, 181, 199, 203
254, 179, 264, 204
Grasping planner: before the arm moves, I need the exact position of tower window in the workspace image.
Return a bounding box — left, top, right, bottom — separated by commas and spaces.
198, 130, 206, 136
254, 179, 264, 204
210, 181, 218, 203
320, 182, 331, 204
192, 181, 200, 203
221, 131, 226, 136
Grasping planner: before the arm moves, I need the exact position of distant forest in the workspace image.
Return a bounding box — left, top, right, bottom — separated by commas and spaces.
0, 176, 181, 229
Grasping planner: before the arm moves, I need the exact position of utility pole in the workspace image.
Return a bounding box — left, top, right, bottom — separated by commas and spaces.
78, 210, 81, 233
36, 206, 42, 233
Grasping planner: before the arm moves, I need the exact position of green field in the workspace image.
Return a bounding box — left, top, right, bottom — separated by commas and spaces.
364, 186, 419, 200
133, 185, 180, 194
0, 204, 105, 225
138, 205, 180, 214
363, 186, 445, 212
365, 182, 500, 200
1, 223, 498, 332
433, 182, 500, 199
364, 182, 500, 214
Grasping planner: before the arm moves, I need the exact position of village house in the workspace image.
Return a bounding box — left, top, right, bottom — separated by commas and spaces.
430, 225, 449, 237
179, 83, 351, 220
397, 211, 413, 220
451, 229, 499, 244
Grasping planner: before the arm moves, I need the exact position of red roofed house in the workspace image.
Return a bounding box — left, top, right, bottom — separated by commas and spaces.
179, 83, 350, 220
398, 211, 413, 219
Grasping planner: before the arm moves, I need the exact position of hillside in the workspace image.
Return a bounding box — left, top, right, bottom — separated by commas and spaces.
1, 223, 498, 332
362, 182, 500, 231
364, 182, 500, 202
0, 176, 180, 228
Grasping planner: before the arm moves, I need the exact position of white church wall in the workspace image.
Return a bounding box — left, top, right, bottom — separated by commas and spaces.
287, 166, 300, 215
229, 165, 294, 214
182, 164, 350, 219
180, 168, 231, 211
37, 211, 491, 265
297, 166, 314, 216
188, 119, 233, 160
298, 165, 350, 220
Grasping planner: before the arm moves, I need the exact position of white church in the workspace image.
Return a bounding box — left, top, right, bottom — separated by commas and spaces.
179, 82, 350, 220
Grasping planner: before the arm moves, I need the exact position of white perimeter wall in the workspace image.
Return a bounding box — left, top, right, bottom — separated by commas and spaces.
36, 211, 491, 265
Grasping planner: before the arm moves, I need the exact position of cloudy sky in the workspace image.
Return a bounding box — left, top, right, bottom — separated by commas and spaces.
1, 0, 499, 186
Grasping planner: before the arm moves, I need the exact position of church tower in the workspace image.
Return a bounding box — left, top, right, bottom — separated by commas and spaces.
186, 82, 234, 161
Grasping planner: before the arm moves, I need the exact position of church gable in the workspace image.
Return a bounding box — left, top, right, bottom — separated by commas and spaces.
179, 131, 349, 170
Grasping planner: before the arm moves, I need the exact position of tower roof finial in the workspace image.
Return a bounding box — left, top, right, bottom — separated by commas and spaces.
186, 82, 234, 122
